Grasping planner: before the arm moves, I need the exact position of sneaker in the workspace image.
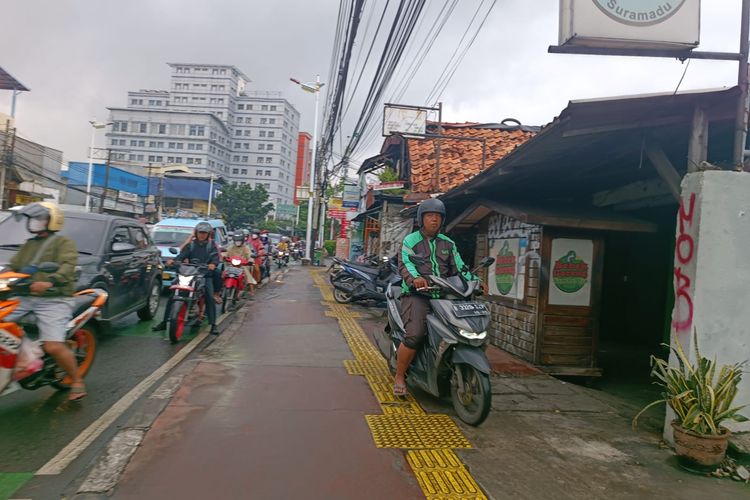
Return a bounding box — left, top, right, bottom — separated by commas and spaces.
152, 321, 167, 332
210, 325, 220, 335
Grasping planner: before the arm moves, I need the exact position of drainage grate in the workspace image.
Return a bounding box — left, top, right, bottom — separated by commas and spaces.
407, 449, 486, 499
365, 414, 472, 449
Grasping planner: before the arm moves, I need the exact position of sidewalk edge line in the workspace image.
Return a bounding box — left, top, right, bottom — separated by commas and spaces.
35, 328, 210, 476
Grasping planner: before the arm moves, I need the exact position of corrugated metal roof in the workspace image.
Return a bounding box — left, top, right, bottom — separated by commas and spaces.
0, 67, 29, 91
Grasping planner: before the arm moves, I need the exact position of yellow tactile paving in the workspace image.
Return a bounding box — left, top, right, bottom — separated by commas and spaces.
365, 414, 472, 449
407, 450, 487, 499
311, 269, 485, 498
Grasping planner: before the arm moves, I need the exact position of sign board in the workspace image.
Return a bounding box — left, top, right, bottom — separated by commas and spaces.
276, 203, 297, 216
548, 238, 594, 306
370, 181, 405, 191
488, 238, 527, 300
295, 185, 311, 200
342, 183, 359, 209
383, 105, 427, 137
558, 0, 700, 50
118, 191, 139, 202
329, 197, 343, 208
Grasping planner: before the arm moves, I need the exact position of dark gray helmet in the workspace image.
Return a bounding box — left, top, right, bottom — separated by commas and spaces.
416, 198, 446, 228
232, 232, 245, 243
195, 221, 212, 235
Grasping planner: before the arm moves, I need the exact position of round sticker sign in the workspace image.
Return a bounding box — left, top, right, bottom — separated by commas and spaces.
592, 0, 687, 26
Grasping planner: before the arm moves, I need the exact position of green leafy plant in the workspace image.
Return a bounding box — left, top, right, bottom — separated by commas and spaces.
633, 331, 747, 435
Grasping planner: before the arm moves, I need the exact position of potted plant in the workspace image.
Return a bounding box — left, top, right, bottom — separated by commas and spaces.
633, 332, 747, 469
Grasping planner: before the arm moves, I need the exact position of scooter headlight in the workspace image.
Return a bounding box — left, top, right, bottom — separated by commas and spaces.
459, 329, 487, 340
178, 275, 194, 287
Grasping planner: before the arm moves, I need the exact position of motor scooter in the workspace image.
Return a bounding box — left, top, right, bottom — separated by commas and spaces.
331, 256, 399, 304
377, 255, 495, 426
165, 250, 208, 344
0, 263, 107, 396
221, 255, 249, 313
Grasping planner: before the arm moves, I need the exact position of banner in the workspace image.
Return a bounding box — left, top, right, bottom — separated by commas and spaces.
342, 183, 359, 209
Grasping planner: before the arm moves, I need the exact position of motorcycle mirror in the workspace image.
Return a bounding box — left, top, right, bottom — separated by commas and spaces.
480, 256, 495, 268
408, 254, 426, 266
38, 262, 60, 273
168, 247, 179, 255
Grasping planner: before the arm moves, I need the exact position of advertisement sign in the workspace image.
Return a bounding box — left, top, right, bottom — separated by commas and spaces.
370, 181, 405, 191
118, 191, 139, 202
383, 105, 427, 137
342, 183, 359, 209
488, 238, 527, 300
329, 197, 343, 208
558, 0, 700, 50
548, 238, 594, 307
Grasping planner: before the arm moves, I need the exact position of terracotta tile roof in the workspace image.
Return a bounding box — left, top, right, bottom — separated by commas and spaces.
407, 123, 535, 194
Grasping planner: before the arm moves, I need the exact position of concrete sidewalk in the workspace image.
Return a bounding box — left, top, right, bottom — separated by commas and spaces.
110, 268, 422, 499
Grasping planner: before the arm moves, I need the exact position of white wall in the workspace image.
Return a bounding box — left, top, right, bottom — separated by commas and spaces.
665, 171, 750, 437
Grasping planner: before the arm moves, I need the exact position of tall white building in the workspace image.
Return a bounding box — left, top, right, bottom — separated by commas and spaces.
106, 63, 300, 209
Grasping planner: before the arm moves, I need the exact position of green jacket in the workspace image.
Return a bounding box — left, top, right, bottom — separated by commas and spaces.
399, 230, 473, 294
10, 234, 78, 297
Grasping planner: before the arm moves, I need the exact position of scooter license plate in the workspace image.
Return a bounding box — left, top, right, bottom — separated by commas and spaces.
452, 302, 487, 317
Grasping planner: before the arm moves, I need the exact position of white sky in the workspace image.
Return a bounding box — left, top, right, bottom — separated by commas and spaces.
0, 0, 744, 170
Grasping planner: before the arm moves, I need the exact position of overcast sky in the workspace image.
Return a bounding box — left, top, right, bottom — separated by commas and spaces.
0, 0, 743, 170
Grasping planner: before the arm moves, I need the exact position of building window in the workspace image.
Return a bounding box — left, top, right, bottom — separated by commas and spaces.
244, 130, 251, 136
247, 104, 253, 110
265, 170, 271, 176
245, 117, 252, 124
243, 143, 250, 150
130, 140, 138, 146
259, 131, 266, 137
236, 117, 243, 123
267, 144, 274, 151
188, 143, 196, 150
241, 169, 247, 175
268, 131, 275, 138
256, 169, 263, 175
169, 142, 176, 149
266, 157, 272, 163
234, 142, 241, 148
148, 155, 155, 162
269, 118, 276, 124
235, 130, 242, 136
194, 158, 202, 165
167, 156, 175, 163
137, 154, 144, 161
238, 104, 245, 110
189, 125, 205, 136
149, 141, 157, 147
260, 118, 267, 124
270, 105, 277, 111
259, 144, 265, 150
261, 105, 268, 111
138, 140, 145, 147
196, 144, 203, 151
257, 157, 264, 164
120, 122, 128, 132
232, 168, 239, 174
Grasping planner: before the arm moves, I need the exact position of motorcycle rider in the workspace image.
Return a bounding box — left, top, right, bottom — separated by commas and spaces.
248, 229, 265, 283
259, 230, 273, 276
153, 222, 222, 335
7, 202, 86, 401
393, 198, 485, 396
226, 232, 256, 297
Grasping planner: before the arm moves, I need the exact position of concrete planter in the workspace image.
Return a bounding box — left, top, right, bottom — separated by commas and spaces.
672, 421, 730, 468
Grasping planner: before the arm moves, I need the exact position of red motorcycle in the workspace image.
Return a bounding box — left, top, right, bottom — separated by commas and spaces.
221, 255, 249, 313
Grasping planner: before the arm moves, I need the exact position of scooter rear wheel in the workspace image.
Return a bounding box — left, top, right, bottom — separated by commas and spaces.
169, 303, 188, 343
451, 364, 491, 426
51, 327, 97, 390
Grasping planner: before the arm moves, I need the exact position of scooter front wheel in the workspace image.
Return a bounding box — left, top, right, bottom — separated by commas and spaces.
333, 287, 353, 303
169, 302, 188, 343
450, 364, 491, 426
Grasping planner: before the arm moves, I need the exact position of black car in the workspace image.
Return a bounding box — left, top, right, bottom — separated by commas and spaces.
0, 210, 163, 324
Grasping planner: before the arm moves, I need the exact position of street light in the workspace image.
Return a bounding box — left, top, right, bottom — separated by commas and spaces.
85, 120, 111, 212
290, 75, 324, 263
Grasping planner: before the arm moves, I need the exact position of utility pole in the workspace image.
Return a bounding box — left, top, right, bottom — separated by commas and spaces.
733, 0, 750, 168
1, 122, 16, 210
98, 148, 113, 213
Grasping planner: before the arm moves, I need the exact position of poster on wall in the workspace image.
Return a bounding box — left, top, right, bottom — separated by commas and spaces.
548, 238, 594, 307
488, 237, 527, 300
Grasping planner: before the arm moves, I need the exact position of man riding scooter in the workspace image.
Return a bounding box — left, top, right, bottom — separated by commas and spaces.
394, 198, 486, 396
153, 222, 222, 335
248, 229, 265, 284
226, 232, 256, 297
6, 202, 87, 401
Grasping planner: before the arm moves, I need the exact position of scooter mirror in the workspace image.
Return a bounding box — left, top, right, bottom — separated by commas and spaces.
408, 254, 426, 266
38, 262, 60, 273
168, 247, 179, 255
480, 256, 495, 268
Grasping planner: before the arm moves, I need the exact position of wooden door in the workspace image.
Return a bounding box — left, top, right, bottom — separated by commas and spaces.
536, 231, 604, 376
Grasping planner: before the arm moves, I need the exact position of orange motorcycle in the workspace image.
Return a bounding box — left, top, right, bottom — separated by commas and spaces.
0, 263, 107, 396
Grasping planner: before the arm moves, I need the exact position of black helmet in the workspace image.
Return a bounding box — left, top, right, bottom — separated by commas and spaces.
232, 232, 245, 243
195, 222, 212, 235
416, 198, 446, 228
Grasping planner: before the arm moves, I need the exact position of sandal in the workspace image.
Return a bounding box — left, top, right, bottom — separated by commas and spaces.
69, 383, 87, 402
393, 383, 408, 397
214, 294, 223, 304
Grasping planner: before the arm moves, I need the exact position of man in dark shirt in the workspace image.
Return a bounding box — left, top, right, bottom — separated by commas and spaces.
153, 222, 222, 335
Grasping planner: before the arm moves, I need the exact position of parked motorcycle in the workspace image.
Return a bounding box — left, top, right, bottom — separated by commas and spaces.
331, 256, 400, 304
221, 255, 249, 313
165, 253, 208, 344
0, 263, 107, 396
377, 255, 495, 426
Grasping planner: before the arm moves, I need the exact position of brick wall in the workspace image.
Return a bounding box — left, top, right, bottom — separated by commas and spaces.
476, 214, 542, 363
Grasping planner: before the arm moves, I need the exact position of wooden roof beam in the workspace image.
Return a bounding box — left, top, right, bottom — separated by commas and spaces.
645, 143, 682, 202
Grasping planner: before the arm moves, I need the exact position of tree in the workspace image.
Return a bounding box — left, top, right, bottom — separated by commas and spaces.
214, 183, 274, 229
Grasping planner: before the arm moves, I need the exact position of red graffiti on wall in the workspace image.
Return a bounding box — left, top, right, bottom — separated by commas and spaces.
672, 193, 696, 333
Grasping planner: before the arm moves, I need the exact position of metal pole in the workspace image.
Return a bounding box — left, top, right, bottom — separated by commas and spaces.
0, 120, 10, 209
10, 89, 18, 118
733, 0, 750, 168
434, 102, 442, 192
85, 125, 96, 212
98, 148, 113, 213
207, 174, 214, 217
304, 75, 321, 262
